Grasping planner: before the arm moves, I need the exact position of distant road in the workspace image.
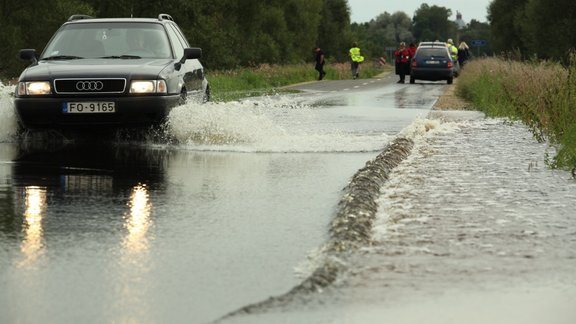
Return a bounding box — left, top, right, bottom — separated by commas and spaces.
283, 72, 395, 93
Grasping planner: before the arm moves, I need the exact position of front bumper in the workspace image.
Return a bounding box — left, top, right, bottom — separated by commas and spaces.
14, 94, 180, 130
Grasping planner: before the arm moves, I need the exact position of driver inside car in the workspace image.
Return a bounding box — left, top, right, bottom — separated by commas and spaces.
126, 30, 149, 55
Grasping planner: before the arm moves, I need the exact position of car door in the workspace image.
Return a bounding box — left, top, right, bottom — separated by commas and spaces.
165, 23, 203, 98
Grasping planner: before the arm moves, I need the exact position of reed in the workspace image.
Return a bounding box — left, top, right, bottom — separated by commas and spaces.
456, 56, 576, 171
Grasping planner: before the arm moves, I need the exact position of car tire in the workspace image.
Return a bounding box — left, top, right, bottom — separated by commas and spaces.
202, 84, 211, 103
178, 89, 187, 106
447, 77, 453, 84
15, 121, 25, 139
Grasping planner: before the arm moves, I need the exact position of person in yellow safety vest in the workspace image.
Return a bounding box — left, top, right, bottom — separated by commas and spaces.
447, 38, 460, 76
349, 42, 364, 79
446, 38, 458, 61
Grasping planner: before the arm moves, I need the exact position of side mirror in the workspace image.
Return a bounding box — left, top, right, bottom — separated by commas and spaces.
20, 49, 38, 64
183, 47, 202, 61
175, 48, 202, 70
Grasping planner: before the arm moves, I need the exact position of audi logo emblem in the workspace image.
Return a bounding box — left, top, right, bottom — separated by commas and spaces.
76, 81, 104, 91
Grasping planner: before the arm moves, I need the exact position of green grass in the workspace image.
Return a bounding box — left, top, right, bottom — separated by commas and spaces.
456, 56, 576, 171
208, 62, 390, 102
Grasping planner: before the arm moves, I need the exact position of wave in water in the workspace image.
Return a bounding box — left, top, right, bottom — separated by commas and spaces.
0, 82, 18, 142
168, 97, 390, 153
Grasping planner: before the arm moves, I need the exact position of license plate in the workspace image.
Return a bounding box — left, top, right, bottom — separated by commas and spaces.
425, 60, 440, 64
64, 102, 115, 113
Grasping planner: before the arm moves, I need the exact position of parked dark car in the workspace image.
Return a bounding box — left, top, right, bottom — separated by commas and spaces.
410, 42, 454, 84
14, 14, 209, 131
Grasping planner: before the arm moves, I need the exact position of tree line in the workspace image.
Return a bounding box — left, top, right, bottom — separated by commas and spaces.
351, 4, 492, 62
2, 0, 570, 80
488, 0, 576, 62
0, 0, 354, 78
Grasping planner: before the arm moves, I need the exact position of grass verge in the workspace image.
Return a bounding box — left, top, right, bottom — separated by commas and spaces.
209, 62, 390, 102
456, 56, 576, 171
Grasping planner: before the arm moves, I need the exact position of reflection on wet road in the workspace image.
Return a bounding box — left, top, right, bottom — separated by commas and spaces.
19, 186, 47, 268
1, 142, 369, 322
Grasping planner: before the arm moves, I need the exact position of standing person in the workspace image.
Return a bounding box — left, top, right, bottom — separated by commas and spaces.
458, 41, 470, 67
314, 47, 326, 80
447, 38, 460, 75
394, 42, 410, 83
349, 42, 364, 79
407, 42, 417, 73
446, 38, 459, 62
408, 43, 417, 58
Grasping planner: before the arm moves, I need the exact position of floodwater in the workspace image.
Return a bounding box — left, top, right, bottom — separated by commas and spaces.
1, 76, 575, 324
0, 76, 434, 323
220, 112, 576, 324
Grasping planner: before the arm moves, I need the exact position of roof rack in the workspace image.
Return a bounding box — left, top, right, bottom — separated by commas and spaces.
68, 14, 94, 21
158, 14, 174, 21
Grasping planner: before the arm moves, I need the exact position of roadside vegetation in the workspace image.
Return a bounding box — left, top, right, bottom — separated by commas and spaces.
210, 63, 389, 102
456, 0, 576, 173
456, 56, 576, 171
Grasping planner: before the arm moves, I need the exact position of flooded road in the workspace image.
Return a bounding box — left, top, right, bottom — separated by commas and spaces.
0, 75, 435, 323
315, 114, 576, 324
1, 75, 575, 324
0, 144, 372, 323
219, 112, 576, 324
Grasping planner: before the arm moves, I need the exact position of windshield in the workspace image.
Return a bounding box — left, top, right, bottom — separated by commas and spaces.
41, 22, 173, 59
417, 48, 449, 58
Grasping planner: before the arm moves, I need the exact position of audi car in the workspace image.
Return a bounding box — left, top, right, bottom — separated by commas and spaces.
14, 14, 210, 131
410, 42, 454, 84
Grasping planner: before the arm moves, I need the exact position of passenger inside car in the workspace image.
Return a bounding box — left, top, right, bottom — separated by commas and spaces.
126, 30, 148, 54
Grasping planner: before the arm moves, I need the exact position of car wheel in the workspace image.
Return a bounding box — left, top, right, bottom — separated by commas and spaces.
178, 89, 187, 105
447, 77, 453, 84
410, 76, 415, 84
14, 121, 26, 139
202, 84, 211, 103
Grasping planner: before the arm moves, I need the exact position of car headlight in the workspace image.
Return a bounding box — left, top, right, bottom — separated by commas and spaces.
18, 81, 51, 95
129, 80, 167, 94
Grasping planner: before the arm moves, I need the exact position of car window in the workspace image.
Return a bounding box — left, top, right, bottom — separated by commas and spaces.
416, 48, 449, 58
165, 24, 186, 59
42, 22, 172, 59
168, 23, 190, 48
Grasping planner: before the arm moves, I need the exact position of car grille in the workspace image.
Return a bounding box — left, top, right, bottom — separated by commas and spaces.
54, 78, 126, 94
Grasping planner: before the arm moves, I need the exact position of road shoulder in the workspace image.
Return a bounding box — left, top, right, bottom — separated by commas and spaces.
433, 78, 471, 110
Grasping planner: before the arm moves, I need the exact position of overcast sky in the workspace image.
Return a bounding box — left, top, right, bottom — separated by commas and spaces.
347, 0, 493, 23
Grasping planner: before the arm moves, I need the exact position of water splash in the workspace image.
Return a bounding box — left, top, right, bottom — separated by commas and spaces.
167, 97, 391, 153
0, 88, 390, 153
168, 99, 280, 146
0, 82, 18, 142
372, 117, 576, 262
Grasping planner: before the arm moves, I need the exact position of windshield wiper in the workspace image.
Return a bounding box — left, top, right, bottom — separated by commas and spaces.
100, 55, 142, 59
41, 55, 84, 60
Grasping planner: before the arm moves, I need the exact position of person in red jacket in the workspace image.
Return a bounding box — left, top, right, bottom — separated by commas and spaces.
407, 42, 417, 73
394, 42, 411, 83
